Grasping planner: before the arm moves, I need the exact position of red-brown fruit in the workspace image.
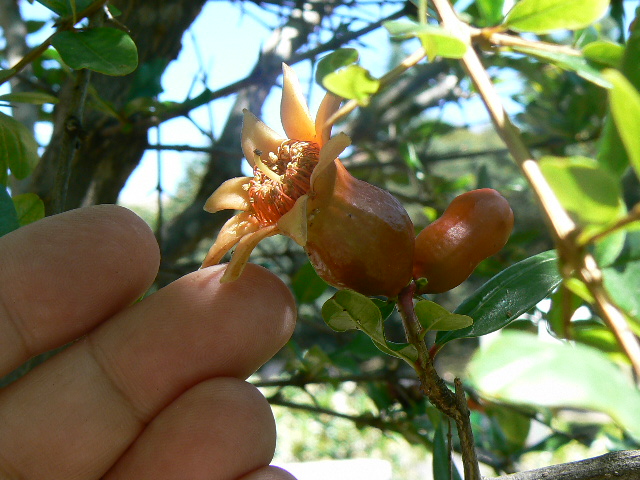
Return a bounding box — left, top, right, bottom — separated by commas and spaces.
304, 159, 415, 297
413, 188, 514, 294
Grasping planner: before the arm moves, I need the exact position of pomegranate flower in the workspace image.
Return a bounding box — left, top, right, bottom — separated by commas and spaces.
202, 63, 349, 282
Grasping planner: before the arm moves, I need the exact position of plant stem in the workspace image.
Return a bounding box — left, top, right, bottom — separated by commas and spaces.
397, 284, 481, 480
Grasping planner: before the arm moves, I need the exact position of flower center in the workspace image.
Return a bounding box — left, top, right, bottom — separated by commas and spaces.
248, 139, 320, 226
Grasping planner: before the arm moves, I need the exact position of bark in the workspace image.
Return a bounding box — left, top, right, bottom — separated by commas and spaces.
490, 450, 640, 480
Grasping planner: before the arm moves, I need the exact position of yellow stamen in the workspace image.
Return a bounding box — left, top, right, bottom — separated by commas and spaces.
253, 149, 283, 184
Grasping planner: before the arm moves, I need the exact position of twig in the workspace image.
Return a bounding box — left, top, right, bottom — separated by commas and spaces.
397, 284, 481, 480
471, 27, 582, 56
53, 67, 91, 213
491, 450, 640, 480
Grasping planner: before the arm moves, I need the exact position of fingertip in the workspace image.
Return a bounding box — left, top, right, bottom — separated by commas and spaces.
200, 262, 297, 351
239, 466, 299, 480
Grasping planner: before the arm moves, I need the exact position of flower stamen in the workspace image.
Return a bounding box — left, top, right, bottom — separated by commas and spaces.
253, 149, 283, 184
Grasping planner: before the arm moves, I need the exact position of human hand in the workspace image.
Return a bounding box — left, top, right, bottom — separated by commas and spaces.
0, 205, 298, 480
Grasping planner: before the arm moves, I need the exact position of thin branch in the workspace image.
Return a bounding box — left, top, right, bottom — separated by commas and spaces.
490, 450, 640, 480
324, 46, 428, 128
472, 27, 583, 56
397, 284, 482, 480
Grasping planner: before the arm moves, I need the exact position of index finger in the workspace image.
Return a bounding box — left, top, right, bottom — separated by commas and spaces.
0, 205, 160, 376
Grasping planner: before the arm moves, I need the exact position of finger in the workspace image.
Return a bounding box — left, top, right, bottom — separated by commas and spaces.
0, 264, 296, 480
0, 205, 160, 376
104, 378, 276, 480
238, 466, 298, 480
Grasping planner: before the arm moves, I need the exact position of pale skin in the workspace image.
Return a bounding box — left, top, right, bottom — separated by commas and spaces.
0, 204, 298, 480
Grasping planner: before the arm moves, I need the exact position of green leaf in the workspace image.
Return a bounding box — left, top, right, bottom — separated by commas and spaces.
539, 156, 625, 227
0, 112, 40, 180
511, 47, 611, 88
433, 418, 463, 480
0, 187, 20, 237
316, 48, 360, 85
489, 407, 531, 451
0, 91, 59, 105
384, 20, 467, 59
603, 69, 640, 181
418, 30, 467, 60
322, 65, 380, 105
51, 28, 138, 76
321, 290, 417, 364
435, 251, 561, 346
503, 0, 609, 33
597, 15, 640, 176
582, 41, 624, 68
467, 331, 640, 442
476, 0, 506, 25
415, 300, 473, 332
291, 261, 329, 304
12, 193, 45, 226
34, 0, 95, 16
603, 232, 640, 320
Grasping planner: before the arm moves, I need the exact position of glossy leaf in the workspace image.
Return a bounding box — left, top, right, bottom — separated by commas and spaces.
322, 290, 417, 364
35, 0, 95, 17
583, 41, 624, 68
415, 300, 473, 332
316, 48, 359, 85
597, 16, 640, 176
512, 47, 611, 88
384, 20, 467, 59
603, 231, 640, 320
603, 69, 640, 181
0, 112, 40, 180
0, 187, 20, 237
467, 331, 640, 442
51, 28, 138, 76
13, 193, 45, 226
322, 65, 380, 105
435, 251, 561, 346
476, 0, 506, 25
503, 0, 609, 33
539, 156, 625, 227
0, 92, 59, 105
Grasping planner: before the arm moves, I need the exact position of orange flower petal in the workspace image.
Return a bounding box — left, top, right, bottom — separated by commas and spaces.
241, 109, 285, 167
277, 194, 308, 246
281, 63, 316, 142
309, 132, 351, 188
315, 92, 342, 147
220, 225, 279, 282
201, 212, 260, 268
204, 177, 252, 213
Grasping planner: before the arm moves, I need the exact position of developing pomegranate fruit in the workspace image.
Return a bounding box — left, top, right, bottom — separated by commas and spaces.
201, 63, 414, 297
305, 156, 415, 297
413, 188, 514, 294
